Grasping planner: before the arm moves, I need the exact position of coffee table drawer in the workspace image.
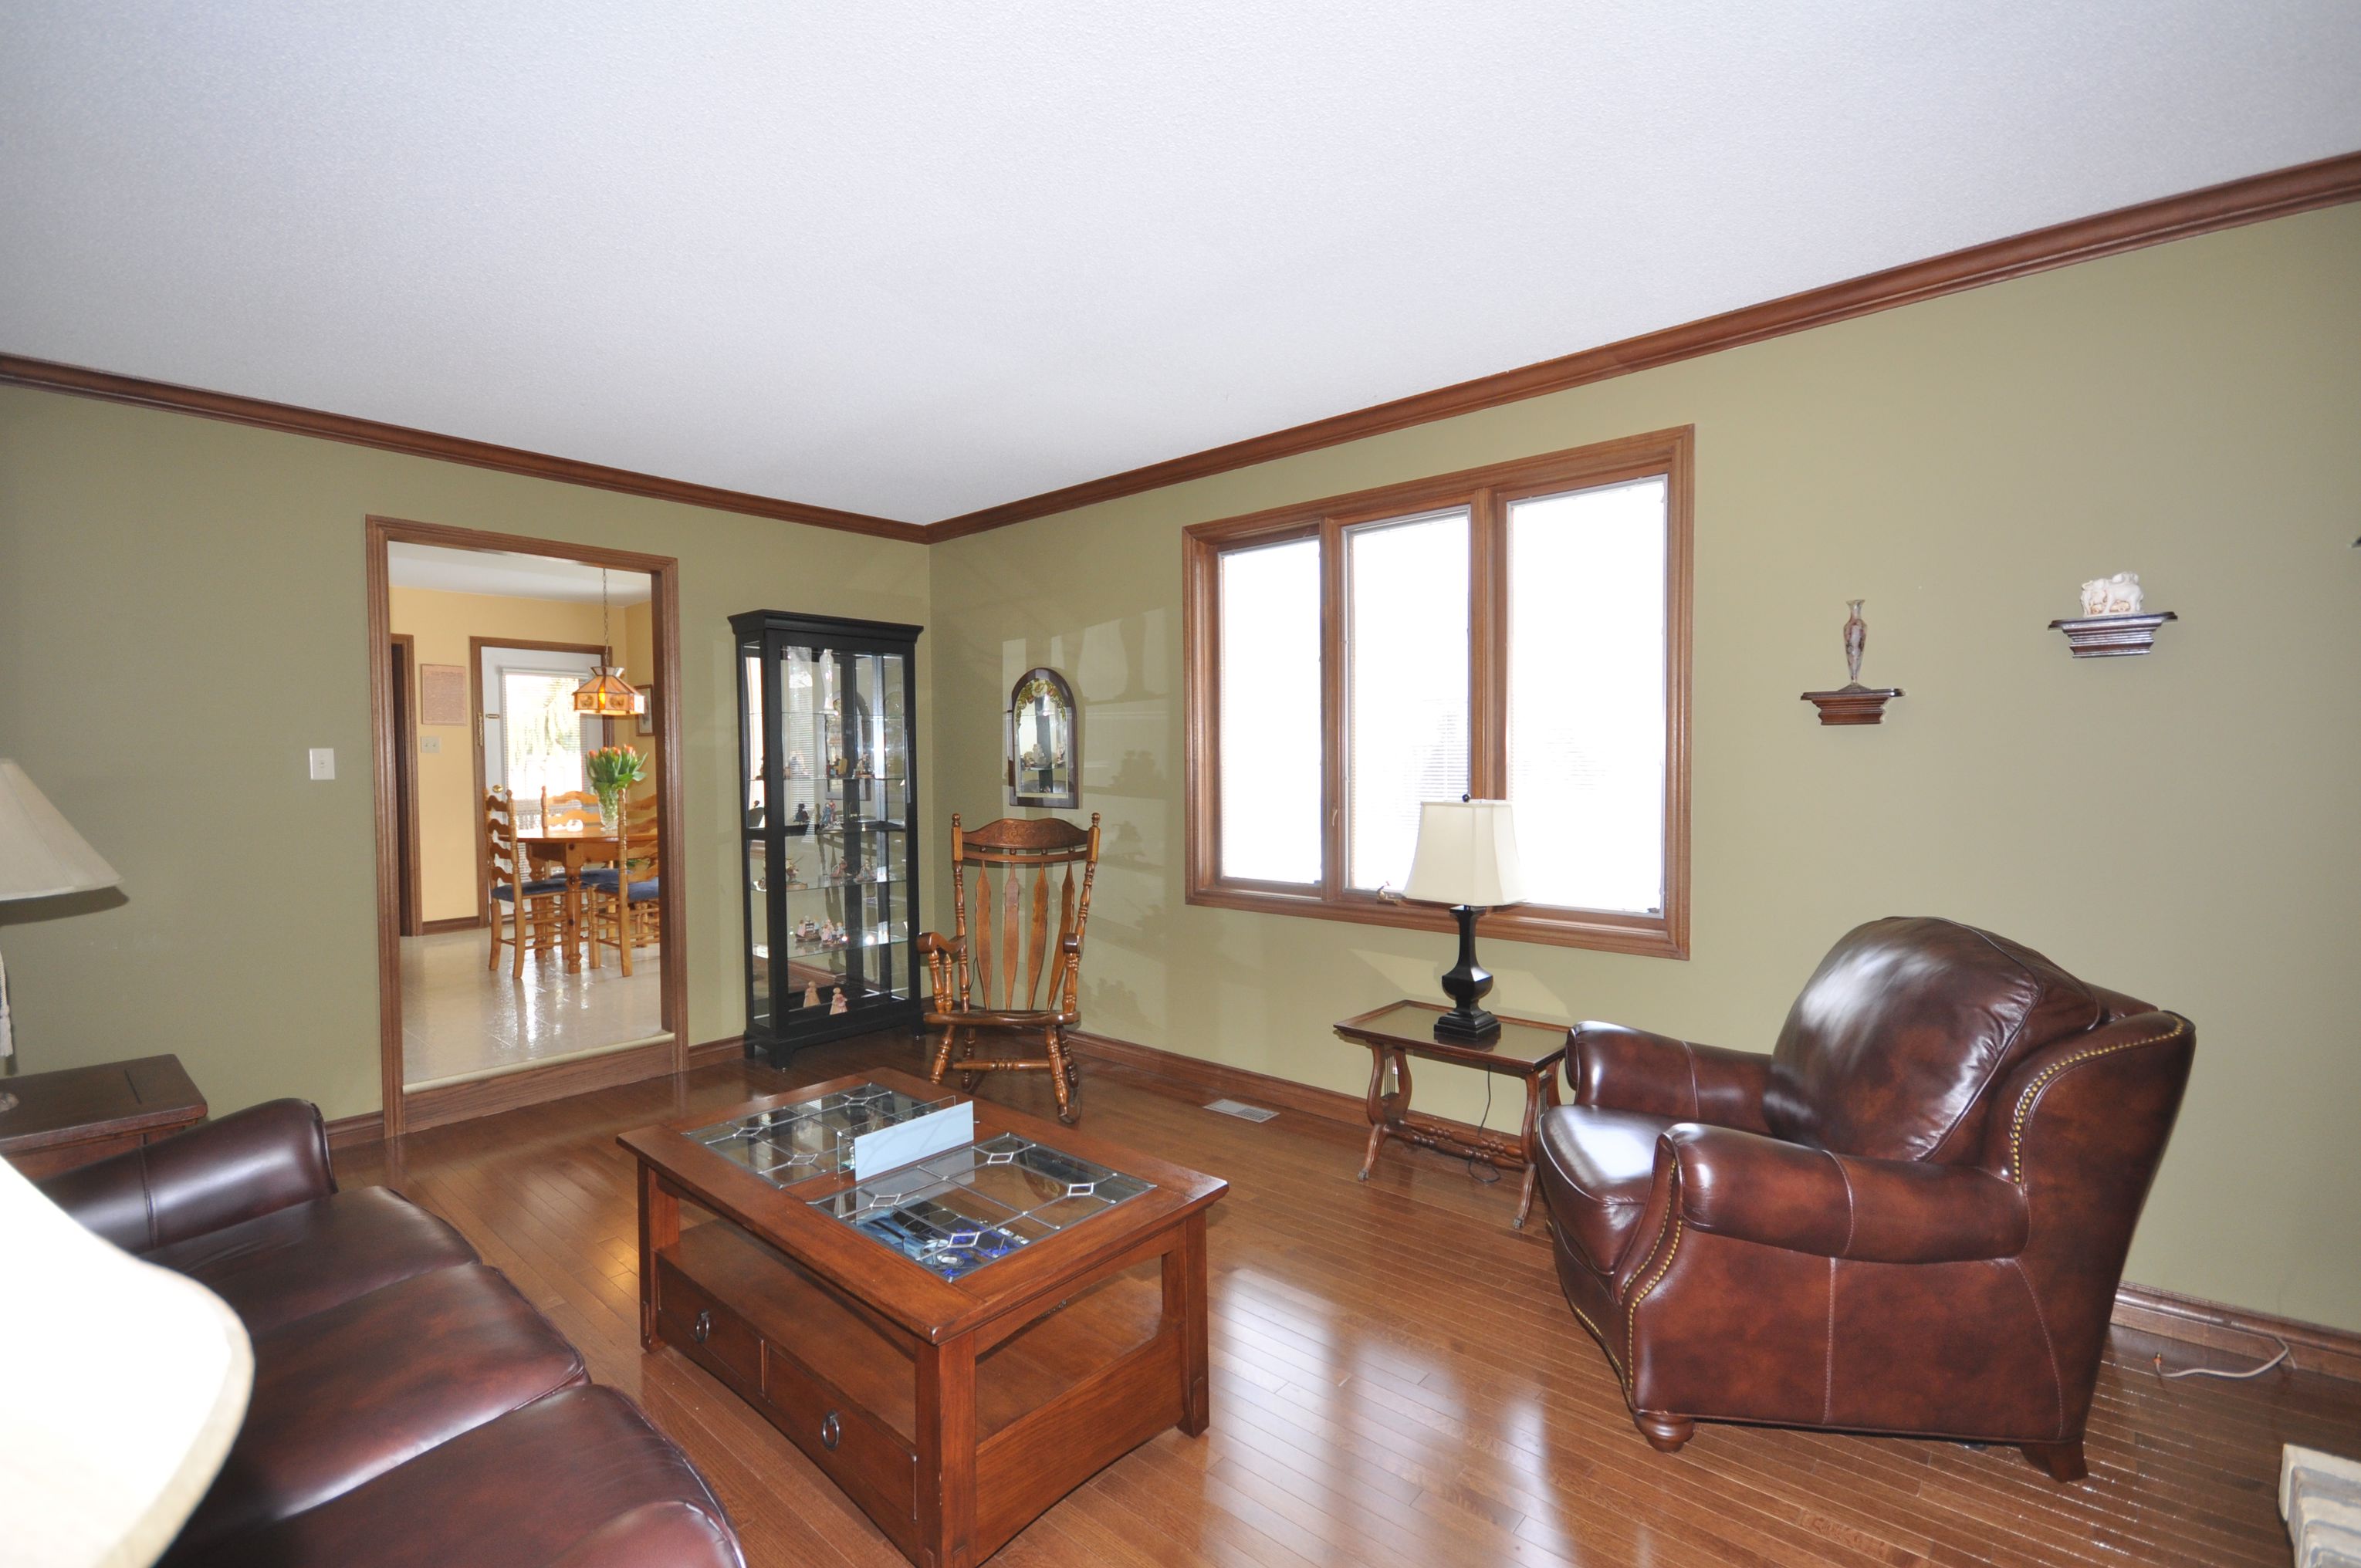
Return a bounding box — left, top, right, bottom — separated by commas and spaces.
764, 1343, 916, 1525
656, 1255, 763, 1392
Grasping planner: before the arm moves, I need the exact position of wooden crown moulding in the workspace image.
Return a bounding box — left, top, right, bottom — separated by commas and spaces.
0, 353, 926, 543
928, 149, 2361, 538
6, 152, 2356, 545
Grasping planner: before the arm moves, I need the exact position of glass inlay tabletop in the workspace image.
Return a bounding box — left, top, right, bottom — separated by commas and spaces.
688, 1083, 956, 1184
813, 1133, 1155, 1281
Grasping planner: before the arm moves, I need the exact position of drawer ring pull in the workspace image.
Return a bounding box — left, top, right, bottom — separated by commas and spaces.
691, 1309, 712, 1345
820, 1411, 841, 1451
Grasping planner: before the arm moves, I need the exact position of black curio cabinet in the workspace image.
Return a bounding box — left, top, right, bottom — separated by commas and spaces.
732, 610, 922, 1063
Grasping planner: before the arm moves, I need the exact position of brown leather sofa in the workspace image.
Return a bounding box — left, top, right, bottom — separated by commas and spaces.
1537, 917, 2194, 1481
38, 1098, 746, 1566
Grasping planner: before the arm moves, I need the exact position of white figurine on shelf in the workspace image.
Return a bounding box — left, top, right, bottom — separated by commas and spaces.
803, 980, 820, 1009
828, 987, 849, 1015
2079, 572, 2144, 617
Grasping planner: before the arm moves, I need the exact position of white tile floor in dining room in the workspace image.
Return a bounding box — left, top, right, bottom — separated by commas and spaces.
399, 928, 667, 1087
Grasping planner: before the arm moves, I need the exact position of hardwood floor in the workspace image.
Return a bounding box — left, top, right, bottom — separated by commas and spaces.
333, 1032, 2359, 1567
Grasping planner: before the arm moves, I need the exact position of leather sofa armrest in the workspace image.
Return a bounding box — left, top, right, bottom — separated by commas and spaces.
37, 1098, 337, 1254
1568, 1022, 1772, 1133
1661, 1124, 2028, 1263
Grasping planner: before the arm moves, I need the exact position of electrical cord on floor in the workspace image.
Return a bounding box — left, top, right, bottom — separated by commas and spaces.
2153, 1336, 2293, 1381
1463, 1076, 1500, 1187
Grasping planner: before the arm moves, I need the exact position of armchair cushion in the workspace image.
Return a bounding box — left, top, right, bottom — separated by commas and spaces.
1537, 1107, 1669, 1273
1764, 917, 2105, 1163
1663, 1124, 2029, 1263
1568, 1022, 1772, 1133
164, 1262, 587, 1561
39, 1099, 335, 1254
144, 1186, 480, 1337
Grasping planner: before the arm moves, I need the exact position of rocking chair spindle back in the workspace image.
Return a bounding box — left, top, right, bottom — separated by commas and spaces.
921, 813, 1101, 1124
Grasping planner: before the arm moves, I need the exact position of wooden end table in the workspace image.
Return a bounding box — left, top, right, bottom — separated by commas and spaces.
0, 1054, 207, 1179
1333, 1000, 1568, 1230
619, 1069, 1226, 1568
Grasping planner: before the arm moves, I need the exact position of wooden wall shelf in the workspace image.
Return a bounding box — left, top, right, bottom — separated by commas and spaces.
2048, 611, 2177, 657
1800, 684, 1902, 725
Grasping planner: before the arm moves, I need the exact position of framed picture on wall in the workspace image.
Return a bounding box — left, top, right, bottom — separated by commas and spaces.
1007, 667, 1078, 809
635, 684, 656, 736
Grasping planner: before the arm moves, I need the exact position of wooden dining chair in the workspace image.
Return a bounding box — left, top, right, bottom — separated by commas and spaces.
484, 789, 567, 978
919, 813, 1101, 1124
533, 789, 604, 876
583, 791, 661, 976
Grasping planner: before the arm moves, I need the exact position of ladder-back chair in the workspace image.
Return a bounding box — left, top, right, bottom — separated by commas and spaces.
921, 813, 1101, 1124
484, 789, 566, 977
584, 789, 661, 975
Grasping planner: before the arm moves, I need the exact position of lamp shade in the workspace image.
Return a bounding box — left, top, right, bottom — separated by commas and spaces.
0, 760, 120, 902
571, 666, 646, 718
0, 1156, 252, 1567
1402, 799, 1526, 908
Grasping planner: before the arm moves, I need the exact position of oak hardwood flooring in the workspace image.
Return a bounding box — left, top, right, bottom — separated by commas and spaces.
332, 1031, 2359, 1567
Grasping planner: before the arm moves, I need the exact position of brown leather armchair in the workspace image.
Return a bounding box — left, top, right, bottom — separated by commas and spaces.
1537, 917, 2194, 1481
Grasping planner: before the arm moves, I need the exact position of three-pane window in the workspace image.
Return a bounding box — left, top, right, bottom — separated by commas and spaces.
1183, 428, 1692, 957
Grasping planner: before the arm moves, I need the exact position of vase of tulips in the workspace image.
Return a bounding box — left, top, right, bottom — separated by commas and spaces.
586, 745, 648, 832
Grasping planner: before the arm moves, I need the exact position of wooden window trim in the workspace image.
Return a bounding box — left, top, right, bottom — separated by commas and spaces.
1183, 427, 1693, 959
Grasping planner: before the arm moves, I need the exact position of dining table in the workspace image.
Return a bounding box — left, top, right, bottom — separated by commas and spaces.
516, 821, 622, 973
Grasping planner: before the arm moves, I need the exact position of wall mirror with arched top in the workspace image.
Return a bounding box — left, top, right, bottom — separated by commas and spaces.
1007, 667, 1078, 809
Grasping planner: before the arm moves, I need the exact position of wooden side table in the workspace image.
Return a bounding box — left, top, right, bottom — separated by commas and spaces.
0, 1054, 207, 1179
1333, 1000, 1568, 1229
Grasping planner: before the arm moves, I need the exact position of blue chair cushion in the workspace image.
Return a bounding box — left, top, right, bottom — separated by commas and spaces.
492, 879, 568, 901
582, 870, 659, 902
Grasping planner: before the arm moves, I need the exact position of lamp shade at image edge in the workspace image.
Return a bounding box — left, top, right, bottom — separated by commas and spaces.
0, 1157, 252, 1567
0, 760, 121, 902
1402, 799, 1526, 907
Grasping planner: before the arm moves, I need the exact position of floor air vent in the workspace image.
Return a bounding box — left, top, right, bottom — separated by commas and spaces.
1205, 1099, 1279, 1123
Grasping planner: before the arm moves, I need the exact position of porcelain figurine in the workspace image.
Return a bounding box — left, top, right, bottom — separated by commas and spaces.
803, 980, 820, 1009
829, 987, 849, 1015
2079, 572, 2143, 617
784, 752, 807, 779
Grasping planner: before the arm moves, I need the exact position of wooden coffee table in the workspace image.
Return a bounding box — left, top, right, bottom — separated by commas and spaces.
618, 1069, 1226, 1568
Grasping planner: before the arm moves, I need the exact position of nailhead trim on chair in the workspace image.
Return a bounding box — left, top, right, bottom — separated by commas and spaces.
2004, 1017, 2190, 1182
1622, 1215, 1686, 1393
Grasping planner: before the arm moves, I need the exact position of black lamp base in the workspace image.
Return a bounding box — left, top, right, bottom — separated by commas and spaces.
1431, 904, 1501, 1048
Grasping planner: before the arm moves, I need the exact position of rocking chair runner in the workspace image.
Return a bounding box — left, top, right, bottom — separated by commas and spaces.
920, 813, 1101, 1124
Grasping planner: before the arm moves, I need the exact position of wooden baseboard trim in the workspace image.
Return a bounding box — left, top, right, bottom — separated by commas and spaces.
401, 1039, 679, 1136
2111, 1282, 2361, 1383
1067, 1029, 1493, 1144
418, 915, 485, 935
688, 1035, 747, 1069
330, 1036, 745, 1150
1071, 1029, 2361, 1381
323, 1110, 385, 1149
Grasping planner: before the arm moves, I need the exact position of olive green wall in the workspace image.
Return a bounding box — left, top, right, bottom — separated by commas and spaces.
929, 204, 2361, 1332
0, 388, 932, 1121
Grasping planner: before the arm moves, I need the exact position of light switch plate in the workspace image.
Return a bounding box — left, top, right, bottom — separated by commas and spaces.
420, 735, 441, 755
308, 748, 336, 780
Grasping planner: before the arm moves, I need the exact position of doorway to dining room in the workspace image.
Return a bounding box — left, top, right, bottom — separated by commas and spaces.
367, 517, 685, 1138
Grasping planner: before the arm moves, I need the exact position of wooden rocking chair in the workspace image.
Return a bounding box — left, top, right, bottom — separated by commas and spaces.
919, 813, 1101, 1124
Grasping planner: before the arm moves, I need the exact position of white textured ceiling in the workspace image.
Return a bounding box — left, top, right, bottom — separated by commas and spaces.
5, 5, 2359, 525
388, 542, 650, 604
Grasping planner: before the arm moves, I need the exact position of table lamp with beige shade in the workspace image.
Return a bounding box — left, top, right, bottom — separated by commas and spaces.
0, 1154, 252, 1566
1400, 797, 1527, 1045
0, 759, 123, 1113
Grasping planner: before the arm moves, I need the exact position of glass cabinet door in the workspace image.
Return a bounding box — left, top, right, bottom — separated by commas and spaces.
732, 612, 923, 1063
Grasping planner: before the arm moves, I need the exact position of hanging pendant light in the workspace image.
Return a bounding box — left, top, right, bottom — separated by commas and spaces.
573, 568, 647, 718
